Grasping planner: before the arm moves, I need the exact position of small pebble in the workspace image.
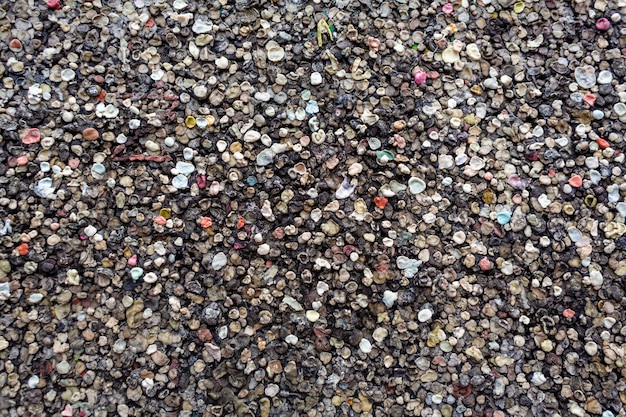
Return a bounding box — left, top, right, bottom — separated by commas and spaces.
359, 338, 372, 353
382, 290, 397, 308
27, 375, 40, 389
130, 267, 144, 281
306, 310, 320, 322
585, 341, 598, 356
145, 140, 161, 152
418, 309, 433, 322
310, 72, 323, 86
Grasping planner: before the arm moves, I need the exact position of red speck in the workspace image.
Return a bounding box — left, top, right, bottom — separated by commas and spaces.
196, 174, 206, 189
596, 17, 611, 31
97, 90, 107, 102
144, 17, 155, 27
583, 93, 596, 106
200, 217, 213, 228
563, 308, 575, 318
374, 196, 388, 209
68, 158, 80, 169
272, 227, 285, 239
597, 138, 610, 149
198, 328, 213, 342
17, 243, 29, 256
478, 256, 491, 271
46, 0, 61, 9
144, 154, 171, 162
413, 70, 427, 86
393, 134, 406, 149
568, 175, 583, 188
9, 39, 22, 50
22, 128, 41, 144
237, 216, 245, 229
